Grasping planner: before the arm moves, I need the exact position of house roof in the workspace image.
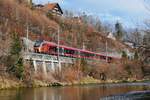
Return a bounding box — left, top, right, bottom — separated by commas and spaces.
44, 3, 63, 14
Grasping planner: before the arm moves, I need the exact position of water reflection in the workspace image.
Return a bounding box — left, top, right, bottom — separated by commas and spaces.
0, 82, 150, 100
101, 90, 150, 100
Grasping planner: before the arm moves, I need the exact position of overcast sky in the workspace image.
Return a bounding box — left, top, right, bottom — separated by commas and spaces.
33, 0, 150, 28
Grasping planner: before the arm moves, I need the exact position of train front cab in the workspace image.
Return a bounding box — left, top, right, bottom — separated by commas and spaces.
34, 40, 43, 53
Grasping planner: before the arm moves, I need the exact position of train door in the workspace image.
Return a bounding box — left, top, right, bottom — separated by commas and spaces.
59, 47, 64, 56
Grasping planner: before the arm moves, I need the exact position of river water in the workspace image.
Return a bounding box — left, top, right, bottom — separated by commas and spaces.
0, 82, 150, 100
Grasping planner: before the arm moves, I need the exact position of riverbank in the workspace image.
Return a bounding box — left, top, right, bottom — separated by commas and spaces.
0, 76, 150, 90
54, 77, 150, 86
0, 77, 24, 90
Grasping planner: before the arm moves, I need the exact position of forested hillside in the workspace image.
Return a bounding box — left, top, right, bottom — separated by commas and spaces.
0, 0, 149, 88
0, 0, 130, 53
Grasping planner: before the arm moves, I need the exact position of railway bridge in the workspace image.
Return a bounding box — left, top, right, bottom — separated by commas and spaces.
22, 38, 122, 75
23, 52, 76, 75
23, 51, 121, 75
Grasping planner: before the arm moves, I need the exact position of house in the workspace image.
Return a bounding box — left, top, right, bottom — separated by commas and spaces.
34, 3, 63, 16
44, 3, 63, 16
107, 32, 116, 40
124, 49, 134, 60
124, 42, 135, 48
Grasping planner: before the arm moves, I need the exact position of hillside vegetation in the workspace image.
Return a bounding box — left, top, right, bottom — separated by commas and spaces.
0, 0, 129, 52
0, 0, 147, 88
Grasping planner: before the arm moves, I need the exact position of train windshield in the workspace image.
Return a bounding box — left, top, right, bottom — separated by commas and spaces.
34, 40, 43, 47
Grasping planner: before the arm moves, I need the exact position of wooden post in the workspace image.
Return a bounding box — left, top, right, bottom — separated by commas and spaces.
106, 40, 108, 62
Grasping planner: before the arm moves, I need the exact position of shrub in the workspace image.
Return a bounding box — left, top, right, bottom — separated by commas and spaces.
134, 51, 139, 60
15, 58, 24, 79
122, 51, 127, 58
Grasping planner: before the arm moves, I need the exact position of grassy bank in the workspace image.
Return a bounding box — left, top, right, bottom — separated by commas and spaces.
0, 76, 150, 90
58, 77, 150, 86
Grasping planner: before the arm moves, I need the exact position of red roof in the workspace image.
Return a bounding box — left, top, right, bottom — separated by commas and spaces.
44, 3, 57, 10
43, 3, 63, 14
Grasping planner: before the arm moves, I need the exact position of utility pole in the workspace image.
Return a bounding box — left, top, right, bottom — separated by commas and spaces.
106, 40, 108, 62
57, 26, 61, 71
26, 20, 29, 53
82, 42, 85, 50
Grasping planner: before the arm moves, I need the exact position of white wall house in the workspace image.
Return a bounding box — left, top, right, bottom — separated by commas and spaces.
107, 32, 116, 40
124, 49, 134, 60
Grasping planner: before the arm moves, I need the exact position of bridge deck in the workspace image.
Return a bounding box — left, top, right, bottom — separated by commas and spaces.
23, 52, 75, 63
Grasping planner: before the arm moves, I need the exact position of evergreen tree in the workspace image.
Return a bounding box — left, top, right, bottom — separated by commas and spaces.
15, 58, 24, 79
115, 21, 124, 40
9, 33, 24, 80
10, 33, 22, 56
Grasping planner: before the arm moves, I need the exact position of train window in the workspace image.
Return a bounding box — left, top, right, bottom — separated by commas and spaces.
70, 50, 75, 54
101, 56, 106, 59
53, 47, 57, 52
64, 49, 68, 54
80, 52, 83, 56
34, 40, 43, 47
64, 49, 66, 53
64, 49, 74, 54
68, 49, 71, 54
77, 51, 80, 55
59, 47, 63, 53
53, 47, 63, 53
85, 53, 88, 57
74, 51, 80, 56
108, 57, 112, 60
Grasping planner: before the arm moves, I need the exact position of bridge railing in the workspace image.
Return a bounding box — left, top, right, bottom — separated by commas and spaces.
23, 52, 75, 63
100, 52, 122, 58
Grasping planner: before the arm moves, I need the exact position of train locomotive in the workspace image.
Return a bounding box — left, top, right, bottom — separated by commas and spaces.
34, 40, 117, 62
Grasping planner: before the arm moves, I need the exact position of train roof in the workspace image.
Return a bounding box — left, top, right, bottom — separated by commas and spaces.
44, 41, 57, 46
60, 45, 81, 51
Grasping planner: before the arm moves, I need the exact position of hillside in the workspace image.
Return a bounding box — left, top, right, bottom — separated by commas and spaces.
0, 0, 146, 88
0, 0, 130, 55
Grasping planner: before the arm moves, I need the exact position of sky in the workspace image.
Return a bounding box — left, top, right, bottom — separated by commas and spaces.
33, 0, 150, 29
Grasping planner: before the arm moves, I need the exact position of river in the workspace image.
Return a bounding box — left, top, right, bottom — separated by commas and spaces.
0, 82, 150, 100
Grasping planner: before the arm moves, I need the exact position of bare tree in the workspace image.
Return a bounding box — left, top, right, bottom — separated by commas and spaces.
126, 29, 143, 46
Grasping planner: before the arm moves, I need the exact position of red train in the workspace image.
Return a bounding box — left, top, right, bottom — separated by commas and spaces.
34, 40, 118, 62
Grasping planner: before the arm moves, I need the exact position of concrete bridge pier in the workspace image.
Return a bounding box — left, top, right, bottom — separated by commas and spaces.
42, 61, 47, 76
33, 60, 37, 73
24, 52, 75, 74
58, 61, 61, 72
51, 61, 55, 72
